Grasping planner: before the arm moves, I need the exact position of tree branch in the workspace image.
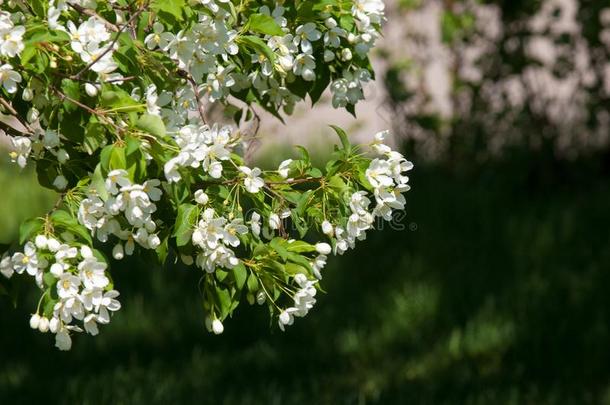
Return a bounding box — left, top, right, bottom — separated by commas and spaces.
67, 2, 119, 32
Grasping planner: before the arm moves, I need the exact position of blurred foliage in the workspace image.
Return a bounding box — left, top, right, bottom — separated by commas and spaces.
1, 149, 609, 404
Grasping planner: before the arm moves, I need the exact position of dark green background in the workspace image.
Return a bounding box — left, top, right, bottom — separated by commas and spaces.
1, 150, 609, 404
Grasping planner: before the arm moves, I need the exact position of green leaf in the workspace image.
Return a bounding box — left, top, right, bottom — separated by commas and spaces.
43, 273, 56, 288
247, 14, 285, 36
270, 237, 290, 261
61, 79, 81, 113
109, 146, 127, 171
100, 89, 143, 111
238, 35, 276, 63
285, 240, 316, 253
330, 125, 351, 154
152, 0, 185, 21
84, 121, 107, 155
91, 164, 109, 201
20, 45, 37, 66
19, 218, 44, 244
246, 274, 259, 293
215, 286, 233, 319
231, 263, 247, 290
136, 114, 166, 137
173, 204, 198, 247
51, 210, 93, 244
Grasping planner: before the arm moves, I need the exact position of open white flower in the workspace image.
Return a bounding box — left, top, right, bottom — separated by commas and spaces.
294, 23, 322, 53
0, 25, 25, 57
105, 169, 131, 195
57, 273, 81, 299
12, 242, 38, 276
0, 64, 22, 94
239, 166, 265, 193
278, 159, 293, 178
9, 136, 30, 168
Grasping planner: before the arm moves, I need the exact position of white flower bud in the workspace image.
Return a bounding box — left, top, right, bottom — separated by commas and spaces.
49, 317, 59, 333
26, 108, 39, 123
341, 48, 352, 61
29, 313, 41, 330
112, 244, 124, 260
212, 319, 224, 335
57, 149, 69, 164
50, 263, 64, 277
322, 220, 334, 236
47, 238, 60, 252
53, 175, 68, 190
269, 213, 281, 230
35, 235, 48, 249
22, 87, 33, 101
347, 33, 357, 44
85, 83, 99, 97
194, 190, 209, 205
148, 234, 161, 249
38, 316, 49, 333
325, 18, 337, 29
324, 50, 335, 62
256, 290, 266, 305
315, 242, 332, 255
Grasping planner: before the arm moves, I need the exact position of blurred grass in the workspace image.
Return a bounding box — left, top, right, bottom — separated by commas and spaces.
0, 160, 55, 243
1, 153, 610, 404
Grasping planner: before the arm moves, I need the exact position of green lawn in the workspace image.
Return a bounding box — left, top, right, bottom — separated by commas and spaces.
0, 155, 609, 404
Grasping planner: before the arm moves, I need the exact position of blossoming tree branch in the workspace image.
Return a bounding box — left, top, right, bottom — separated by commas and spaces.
0, 0, 412, 350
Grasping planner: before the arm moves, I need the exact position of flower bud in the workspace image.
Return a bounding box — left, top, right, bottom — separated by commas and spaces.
322, 220, 334, 236
26, 108, 39, 123
22, 87, 33, 101
38, 316, 50, 333
212, 319, 224, 335
256, 290, 266, 305
269, 213, 281, 230
341, 48, 353, 62
324, 50, 335, 62
57, 149, 69, 164
112, 244, 124, 260
49, 317, 59, 333
85, 83, 99, 97
29, 313, 41, 330
47, 238, 60, 252
325, 18, 337, 29
53, 175, 68, 190
35, 235, 48, 249
194, 189, 209, 204
315, 243, 332, 255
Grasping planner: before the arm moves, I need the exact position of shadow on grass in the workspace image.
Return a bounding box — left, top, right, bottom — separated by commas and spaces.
1, 153, 609, 404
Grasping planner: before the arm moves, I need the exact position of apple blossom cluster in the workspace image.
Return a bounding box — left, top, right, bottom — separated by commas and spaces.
0, 10, 24, 94
1, 236, 119, 351
0, 0, 412, 350
142, 0, 386, 113
191, 207, 245, 273
164, 124, 237, 182
318, 131, 413, 259
278, 273, 318, 331
8, 128, 70, 191
78, 170, 163, 260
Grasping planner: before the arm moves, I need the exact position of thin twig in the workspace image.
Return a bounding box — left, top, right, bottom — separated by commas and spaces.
67, 2, 119, 32
0, 97, 34, 134
185, 74, 209, 125
51, 86, 124, 133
